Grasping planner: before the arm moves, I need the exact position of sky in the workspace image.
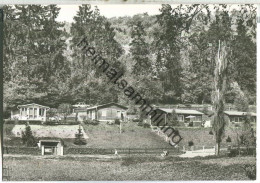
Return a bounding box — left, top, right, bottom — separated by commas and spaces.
57, 4, 162, 22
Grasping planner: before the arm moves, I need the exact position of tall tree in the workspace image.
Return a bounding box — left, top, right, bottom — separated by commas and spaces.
212, 40, 229, 156
70, 5, 124, 105
153, 4, 206, 103
129, 20, 150, 75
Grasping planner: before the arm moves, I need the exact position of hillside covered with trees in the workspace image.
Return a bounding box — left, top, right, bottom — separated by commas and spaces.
3, 4, 256, 113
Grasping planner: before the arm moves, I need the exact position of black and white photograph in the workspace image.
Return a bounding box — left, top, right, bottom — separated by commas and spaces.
0, 0, 257, 181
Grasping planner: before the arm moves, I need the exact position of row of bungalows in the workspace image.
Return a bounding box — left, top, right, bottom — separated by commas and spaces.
10, 103, 256, 128
149, 108, 257, 128
74, 103, 128, 122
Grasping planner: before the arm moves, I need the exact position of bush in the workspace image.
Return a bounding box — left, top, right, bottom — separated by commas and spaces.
143, 123, 150, 128
188, 141, 194, 146
209, 130, 214, 135
137, 122, 143, 126
226, 136, 232, 142
107, 121, 114, 125
18, 120, 43, 125
132, 118, 141, 122
228, 149, 239, 157
74, 127, 87, 145
84, 119, 99, 125
115, 119, 120, 125
244, 165, 256, 180
21, 123, 37, 147
4, 119, 16, 124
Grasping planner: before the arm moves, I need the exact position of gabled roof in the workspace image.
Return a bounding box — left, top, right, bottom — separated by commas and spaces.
86, 102, 128, 111
17, 103, 50, 109
224, 111, 256, 117
157, 108, 203, 115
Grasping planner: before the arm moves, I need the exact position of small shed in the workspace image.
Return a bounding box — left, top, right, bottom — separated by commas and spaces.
38, 140, 63, 156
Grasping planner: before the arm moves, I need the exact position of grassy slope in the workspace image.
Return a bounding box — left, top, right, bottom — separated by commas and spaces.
82, 122, 172, 148
176, 127, 242, 148
3, 155, 255, 181
4, 123, 243, 149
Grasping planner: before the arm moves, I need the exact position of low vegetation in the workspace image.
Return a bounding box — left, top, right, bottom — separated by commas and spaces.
3, 155, 255, 181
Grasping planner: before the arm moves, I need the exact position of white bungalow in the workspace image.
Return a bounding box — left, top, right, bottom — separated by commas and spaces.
11, 103, 50, 122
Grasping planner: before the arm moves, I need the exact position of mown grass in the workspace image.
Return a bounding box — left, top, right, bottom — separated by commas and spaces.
81, 122, 172, 148
3, 155, 255, 181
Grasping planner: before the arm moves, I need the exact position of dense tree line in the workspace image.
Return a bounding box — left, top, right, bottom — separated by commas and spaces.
3, 4, 256, 113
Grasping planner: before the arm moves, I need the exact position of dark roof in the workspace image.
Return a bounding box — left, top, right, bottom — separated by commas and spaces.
224, 111, 256, 117
87, 102, 128, 111
157, 108, 203, 115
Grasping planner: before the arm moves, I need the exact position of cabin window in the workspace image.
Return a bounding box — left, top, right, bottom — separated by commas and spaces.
101, 110, 106, 117
29, 108, 33, 118
34, 108, 37, 118
39, 109, 45, 116
234, 117, 240, 122
178, 115, 184, 122
194, 116, 202, 122
22, 108, 26, 116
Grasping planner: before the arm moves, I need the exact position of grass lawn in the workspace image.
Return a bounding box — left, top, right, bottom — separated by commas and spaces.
3, 155, 255, 181
82, 122, 172, 148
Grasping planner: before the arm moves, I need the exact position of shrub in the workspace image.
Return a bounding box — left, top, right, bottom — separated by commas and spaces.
4, 120, 16, 124
115, 119, 120, 125
209, 130, 214, 135
228, 149, 239, 157
143, 123, 150, 128
74, 126, 87, 145
21, 123, 37, 147
244, 165, 256, 180
132, 118, 141, 122
188, 141, 194, 146
84, 119, 99, 125
226, 136, 232, 142
107, 121, 114, 125
137, 122, 143, 126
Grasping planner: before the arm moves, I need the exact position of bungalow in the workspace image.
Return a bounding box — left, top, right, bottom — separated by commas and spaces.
11, 103, 50, 122
76, 103, 128, 122
224, 111, 256, 128
150, 108, 204, 127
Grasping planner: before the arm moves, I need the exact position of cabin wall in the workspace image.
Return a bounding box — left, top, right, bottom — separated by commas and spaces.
97, 106, 126, 121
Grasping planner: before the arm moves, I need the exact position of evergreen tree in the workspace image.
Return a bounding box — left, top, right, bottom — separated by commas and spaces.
129, 21, 150, 75
21, 123, 37, 147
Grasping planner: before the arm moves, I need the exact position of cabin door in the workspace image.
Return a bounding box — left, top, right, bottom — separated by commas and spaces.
117, 111, 121, 119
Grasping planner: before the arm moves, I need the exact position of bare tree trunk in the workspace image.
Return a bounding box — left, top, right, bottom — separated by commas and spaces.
212, 40, 229, 156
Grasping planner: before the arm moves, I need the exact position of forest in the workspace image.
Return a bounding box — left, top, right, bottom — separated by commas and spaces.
3, 4, 256, 112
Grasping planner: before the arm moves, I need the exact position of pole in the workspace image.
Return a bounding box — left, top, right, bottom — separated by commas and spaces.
120, 121, 122, 134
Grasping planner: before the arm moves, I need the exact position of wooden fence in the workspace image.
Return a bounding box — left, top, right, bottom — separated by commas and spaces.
64, 147, 181, 155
